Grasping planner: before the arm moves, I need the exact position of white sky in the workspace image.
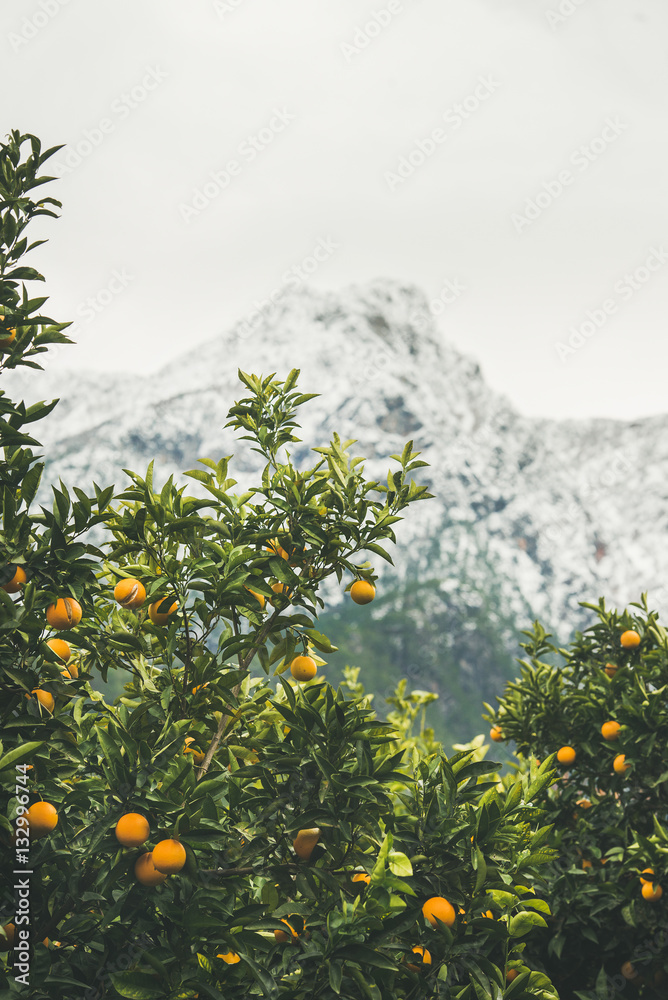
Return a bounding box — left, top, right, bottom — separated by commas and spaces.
4, 0, 668, 419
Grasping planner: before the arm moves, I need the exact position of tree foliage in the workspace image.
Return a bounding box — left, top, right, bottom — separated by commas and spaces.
487, 598, 668, 999
1, 132, 560, 1000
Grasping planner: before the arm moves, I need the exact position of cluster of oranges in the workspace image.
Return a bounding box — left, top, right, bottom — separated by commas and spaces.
489, 629, 664, 906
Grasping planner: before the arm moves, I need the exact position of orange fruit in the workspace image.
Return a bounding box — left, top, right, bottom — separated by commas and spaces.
640, 868, 655, 885
46, 638, 71, 662
134, 852, 168, 886
46, 597, 82, 630
582, 860, 593, 870
269, 582, 291, 605
245, 587, 265, 610
30, 688, 55, 713
266, 539, 289, 561
601, 721, 621, 741
481, 909, 494, 919
113, 578, 146, 609
422, 896, 456, 928
66, 660, 79, 679
350, 580, 375, 605
115, 813, 150, 848
352, 872, 371, 885
27, 801, 58, 838
604, 662, 618, 678
293, 828, 320, 860
506, 969, 518, 982
613, 754, 630, 775
621, 961, 638, 980
290, 655, 317, 682
489, 725, 504, 742
184, 737, 206, 765
191, 683, 209, 695
575, 798, 592, 810
151, 838, 186, 874
217, 951, 241, 964
557, 746, 576, 766
148, 597, 178, 625
274, 917, 299, 943
0, 327, 17, 351
406, 945, 432, 972
641, 882, 663, 902
0, 923, 15, 951
2, 565, 26, 593
620, 630, 640, 648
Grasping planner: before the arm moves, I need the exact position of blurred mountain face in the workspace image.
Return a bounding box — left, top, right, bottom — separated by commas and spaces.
6, 278, 666, 739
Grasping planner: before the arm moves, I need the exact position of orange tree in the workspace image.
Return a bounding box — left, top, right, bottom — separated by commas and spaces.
486, 598, 668, 999
1, 131, 561, 999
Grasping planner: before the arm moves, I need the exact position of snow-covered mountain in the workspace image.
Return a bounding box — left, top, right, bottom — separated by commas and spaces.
4, 279, 666, 731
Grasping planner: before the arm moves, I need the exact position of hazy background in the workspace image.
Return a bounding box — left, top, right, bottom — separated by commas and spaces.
5, 0, 668, 418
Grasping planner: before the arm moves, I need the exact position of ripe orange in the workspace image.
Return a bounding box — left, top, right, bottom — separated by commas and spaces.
274, 917, 299, 943
0, 923, 15, 951
2, 565, 26, 593
184, 737, 206, 765
575, 798, 592, 810
217, 951, 241, 964
46, 597, 82, 630
27, 801, 58, 838
641, 882, 663, 902
489, 725, 504, 742
269, 582, 291, 605
266, 539, 289, 561
151, 838, 186, 874
46, 638, 71, 662
601, 721, 621, 741
620, 630, 641, 648
582, 859, 593, 870
66, 660, 79, 679
422, 896, 456, 928
604, 662, 618, 678
350, 580, 375, 605
148, 597, 178, 625
134, 852, 168, 886
621, 961, 637, 980
115, 813, 150, 848
0, 327, 16, 351
506, 969, 518, 983
640, 868, 655, 885
406, 945, 432, 972
557, 746, 576, 766
293, 828, 320, 860
290, 655, 317, 682
352, 872, 371, 885
613, 754, 630, 775
114, 577, 146, 609
30, 689, 55, 713
245, 587, 265, 610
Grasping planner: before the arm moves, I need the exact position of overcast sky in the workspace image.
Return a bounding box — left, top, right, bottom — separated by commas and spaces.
5, 0, 668, 419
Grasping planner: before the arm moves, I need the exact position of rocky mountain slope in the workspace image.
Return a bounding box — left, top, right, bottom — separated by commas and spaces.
5, 279, 667, 738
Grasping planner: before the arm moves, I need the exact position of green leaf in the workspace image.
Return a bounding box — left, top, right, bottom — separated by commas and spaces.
387, 850, 413, 877
0, 741, 44, 772
508, 910, 548, 937
109, 972, 165, 998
